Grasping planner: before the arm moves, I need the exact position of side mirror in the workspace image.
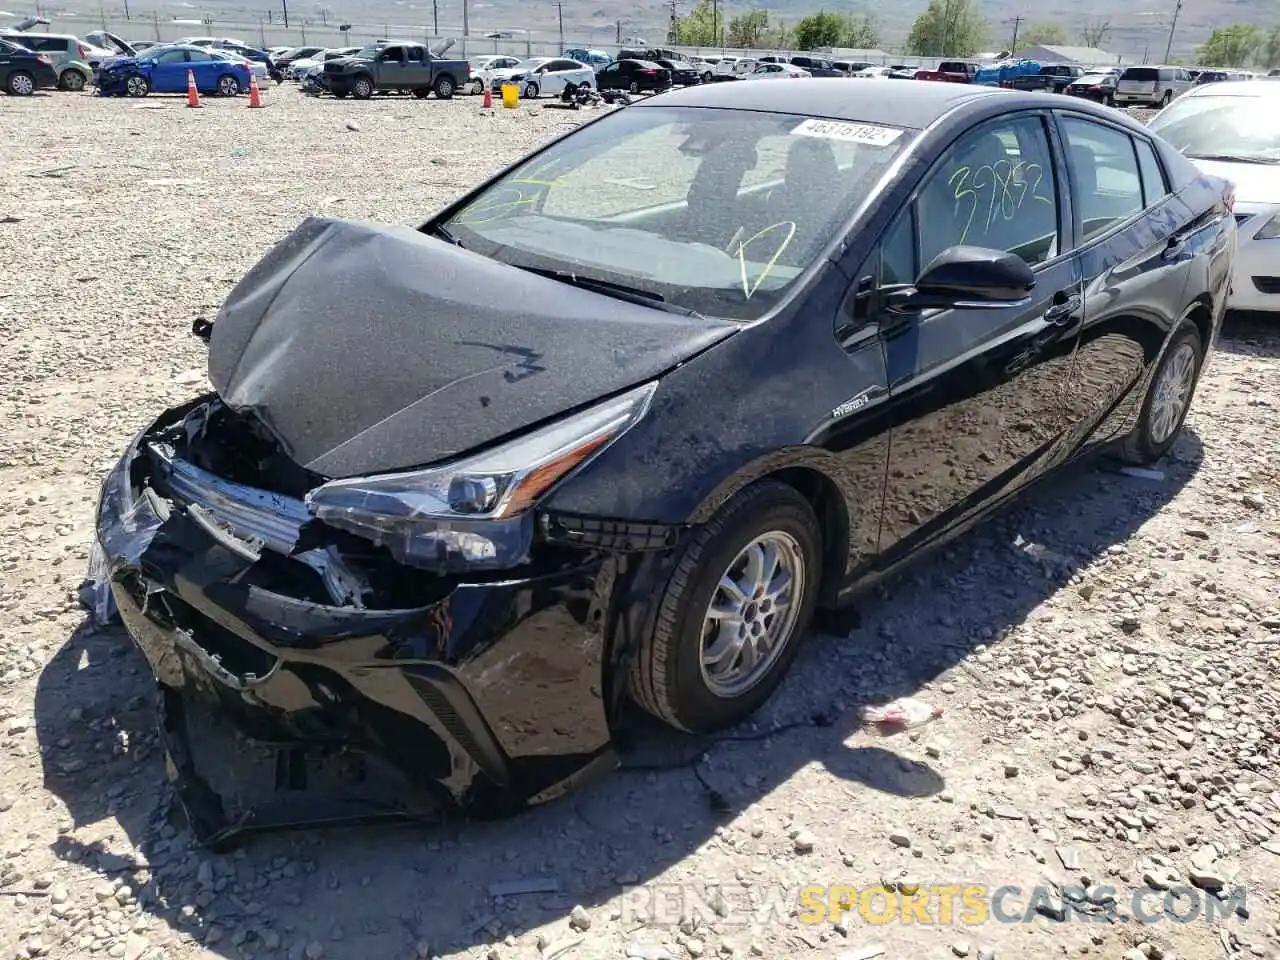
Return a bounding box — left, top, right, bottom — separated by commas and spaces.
884, 245, 1036, 313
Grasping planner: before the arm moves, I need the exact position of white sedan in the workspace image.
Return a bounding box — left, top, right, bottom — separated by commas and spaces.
748, 62, 811, 80
488, 56, 594, 98
1148, 79, 1280, 315
210, 48, 270, 83
854, 66, 893, 78
468, 54, 522, 94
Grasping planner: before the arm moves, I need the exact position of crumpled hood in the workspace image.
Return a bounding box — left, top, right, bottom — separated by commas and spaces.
209, 217, 737, 479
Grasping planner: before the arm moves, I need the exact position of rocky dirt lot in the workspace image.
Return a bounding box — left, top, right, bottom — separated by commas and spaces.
1, 89, 1278, 960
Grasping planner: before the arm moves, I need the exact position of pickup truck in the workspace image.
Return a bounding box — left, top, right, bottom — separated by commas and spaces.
322, 40, 469, 99
914, 60, 978, 82
1005, 63, 1084, 93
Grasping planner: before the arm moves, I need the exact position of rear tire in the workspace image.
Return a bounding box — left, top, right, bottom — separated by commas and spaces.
216, 74, 240, 96
1117, 317, 1204, 465
629, 480, 822, 734
1160, 89, 1172, 106
434, 75, 455, 99
59, 69, 86, 91
7, 70, 35, 95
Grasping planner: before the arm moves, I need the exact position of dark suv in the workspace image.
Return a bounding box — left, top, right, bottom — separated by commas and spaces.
0, 37, 58, 94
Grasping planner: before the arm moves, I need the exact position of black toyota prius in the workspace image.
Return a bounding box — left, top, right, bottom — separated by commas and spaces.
92, 79, 1236, 846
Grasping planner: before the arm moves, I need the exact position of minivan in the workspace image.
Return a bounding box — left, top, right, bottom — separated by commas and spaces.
1114, 65, 1194, 106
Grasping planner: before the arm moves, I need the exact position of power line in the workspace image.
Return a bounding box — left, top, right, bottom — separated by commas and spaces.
1008, 15, 1024, 52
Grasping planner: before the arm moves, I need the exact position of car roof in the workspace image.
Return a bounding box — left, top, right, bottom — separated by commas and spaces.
637, 76, 1011, 128
1180, 78, 1280, 98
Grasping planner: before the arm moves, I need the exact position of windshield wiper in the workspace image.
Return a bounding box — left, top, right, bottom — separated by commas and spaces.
432, 223, 465, 247
1185, 153, 1280, 165
511, 265, 705, 318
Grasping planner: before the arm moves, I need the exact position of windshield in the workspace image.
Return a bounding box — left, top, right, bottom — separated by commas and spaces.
444, 106, 913, 321
1148, 95, 1280, 161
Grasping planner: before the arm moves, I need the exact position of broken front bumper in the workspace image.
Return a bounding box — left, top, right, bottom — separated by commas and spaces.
92, 408, 633, 848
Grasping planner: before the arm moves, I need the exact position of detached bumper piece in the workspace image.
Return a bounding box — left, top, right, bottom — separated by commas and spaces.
92, 403, 623, 849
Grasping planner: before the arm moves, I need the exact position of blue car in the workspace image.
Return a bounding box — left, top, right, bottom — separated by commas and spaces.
97, 44, 251, 97
563, 47, 611, 71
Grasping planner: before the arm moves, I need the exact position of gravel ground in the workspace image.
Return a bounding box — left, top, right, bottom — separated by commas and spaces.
1, 89, 1278, 960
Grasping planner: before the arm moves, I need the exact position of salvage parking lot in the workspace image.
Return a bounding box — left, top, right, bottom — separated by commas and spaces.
2, 88, 1280, 960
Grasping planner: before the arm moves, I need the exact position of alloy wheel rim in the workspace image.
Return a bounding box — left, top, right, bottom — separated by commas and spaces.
1149, 341, 1196, 444
699, 531, 805, 698
220, 77, 236, 95
13, 74, 33, 94
127, 76, 144, 95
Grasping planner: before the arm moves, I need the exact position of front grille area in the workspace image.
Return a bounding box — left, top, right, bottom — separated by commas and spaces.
1252, 276, 1280, 295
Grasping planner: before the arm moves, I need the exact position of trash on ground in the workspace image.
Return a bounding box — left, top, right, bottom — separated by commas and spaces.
859, 698, 943, 735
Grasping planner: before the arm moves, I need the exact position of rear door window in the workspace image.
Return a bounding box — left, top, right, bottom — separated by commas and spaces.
1061, 117, 1144, 241
1133, 138, 1168, 206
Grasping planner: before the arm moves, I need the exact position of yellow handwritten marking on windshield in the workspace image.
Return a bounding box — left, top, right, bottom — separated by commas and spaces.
948, 159, 1053, 244
508, 177, 562, 187
454, 188, 538, 225
735, 221, 796, 300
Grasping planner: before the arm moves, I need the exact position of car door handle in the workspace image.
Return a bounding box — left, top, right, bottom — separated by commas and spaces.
1043, 292, 1081, 325
1163, 234, 1189, 262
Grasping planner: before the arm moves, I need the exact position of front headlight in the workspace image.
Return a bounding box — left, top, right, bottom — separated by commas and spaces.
1254, 211, 1280, 240
305, 381, 658, 571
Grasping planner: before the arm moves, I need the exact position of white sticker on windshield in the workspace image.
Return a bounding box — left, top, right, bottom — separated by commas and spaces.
791, 118, 904, 146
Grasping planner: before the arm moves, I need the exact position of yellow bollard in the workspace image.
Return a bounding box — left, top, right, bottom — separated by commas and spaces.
501, 83, 519, 109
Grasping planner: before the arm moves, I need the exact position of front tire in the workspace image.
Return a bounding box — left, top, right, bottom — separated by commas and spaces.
630, 480, 822, 733
1117, 317, 1204, 465
351, 75, 373, 99
125, 73, 149, 97
628, 80, 640, 94
523, 80, 539, 98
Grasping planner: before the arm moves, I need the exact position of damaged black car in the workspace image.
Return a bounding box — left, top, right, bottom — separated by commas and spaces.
91, 79, 1233, 847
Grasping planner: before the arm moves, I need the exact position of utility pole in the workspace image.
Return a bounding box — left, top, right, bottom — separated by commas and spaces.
1009, 15, 1023, 52
1163, 0, 1182, 62
667, 0, 678, 44
615, 18, 621, 42
432, 0, 438, 34
555, 0, 563, 49
712, 0, 718, 47
281, 0, 288, 28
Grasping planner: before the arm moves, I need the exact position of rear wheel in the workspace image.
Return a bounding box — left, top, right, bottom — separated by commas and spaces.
1160, 89, 1172, 106
216, 74, 240, 96
7, 70, 35, 95
629, 480, 822, 733
702, 70, 713, 83
59, 69, 86, 91
628, 80, 640, 93
1117, 317, 1204, 465
434, 75, 456, 99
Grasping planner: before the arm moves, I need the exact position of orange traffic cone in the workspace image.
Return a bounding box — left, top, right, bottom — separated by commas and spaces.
185, 69, 201, 108
481, 85, 492, 109
248, 72, 263, 108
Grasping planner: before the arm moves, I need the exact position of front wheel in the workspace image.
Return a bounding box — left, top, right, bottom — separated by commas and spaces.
434, 75, 455, 99
702, 71, 713, 83
351, 75, 373, 99
628, 80, 640, 93
523, 80, 539, 98
125, 73, 149, 97
1117, 317, 1204, 465
629, 480, 822, 733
